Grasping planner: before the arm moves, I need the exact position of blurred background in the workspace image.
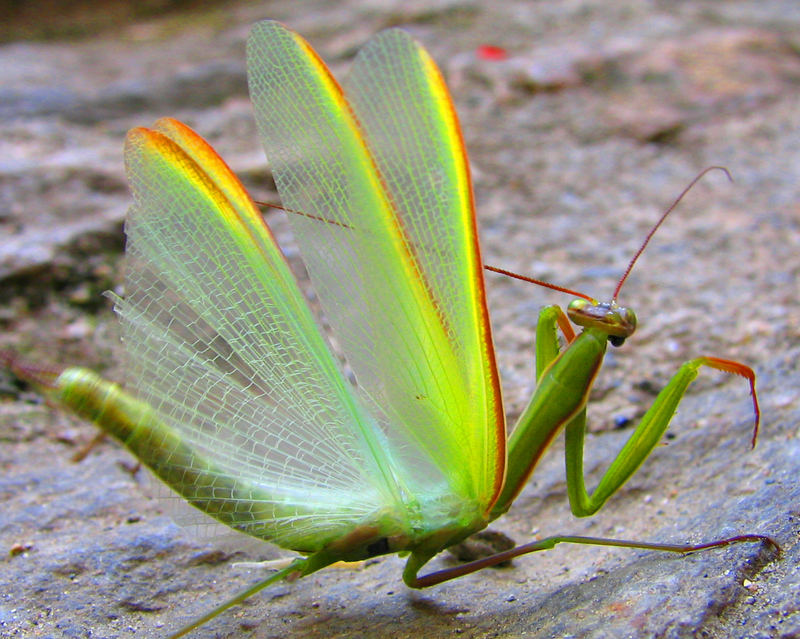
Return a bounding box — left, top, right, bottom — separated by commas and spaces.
1, 2, 798, 637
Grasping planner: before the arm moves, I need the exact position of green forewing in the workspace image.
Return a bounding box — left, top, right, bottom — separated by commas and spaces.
247, 22, 504, 510
119, 119, 403, 551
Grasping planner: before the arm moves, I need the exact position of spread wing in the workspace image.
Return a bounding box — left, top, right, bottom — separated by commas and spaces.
119, 118, 404, 551
247, 21, 504, 511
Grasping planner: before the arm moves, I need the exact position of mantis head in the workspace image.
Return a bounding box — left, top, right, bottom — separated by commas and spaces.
566, 299, 637, 347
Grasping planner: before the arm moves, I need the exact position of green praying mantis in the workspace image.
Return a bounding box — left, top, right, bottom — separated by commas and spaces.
3, 20, 777, 638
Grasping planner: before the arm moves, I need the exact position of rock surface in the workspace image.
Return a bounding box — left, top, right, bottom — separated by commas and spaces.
1, 1, 798, 638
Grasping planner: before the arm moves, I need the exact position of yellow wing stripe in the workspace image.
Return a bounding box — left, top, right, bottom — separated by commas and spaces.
416, 41, 506, 508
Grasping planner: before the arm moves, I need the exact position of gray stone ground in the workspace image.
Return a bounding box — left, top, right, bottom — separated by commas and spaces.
1, 1, 798, 638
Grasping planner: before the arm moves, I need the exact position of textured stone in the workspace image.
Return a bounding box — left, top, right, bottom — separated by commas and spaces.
1, 2, 798, 638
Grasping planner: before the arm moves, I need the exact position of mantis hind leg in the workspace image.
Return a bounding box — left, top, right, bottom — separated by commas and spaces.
404, 532, 777, 588
565, 356, 760, 517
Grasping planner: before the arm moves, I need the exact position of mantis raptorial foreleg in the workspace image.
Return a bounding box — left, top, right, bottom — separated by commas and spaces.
489, 300, 759, 521
564, 354, 758, 517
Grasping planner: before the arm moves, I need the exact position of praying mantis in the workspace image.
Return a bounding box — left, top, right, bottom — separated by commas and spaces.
3, 20, 776, 638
